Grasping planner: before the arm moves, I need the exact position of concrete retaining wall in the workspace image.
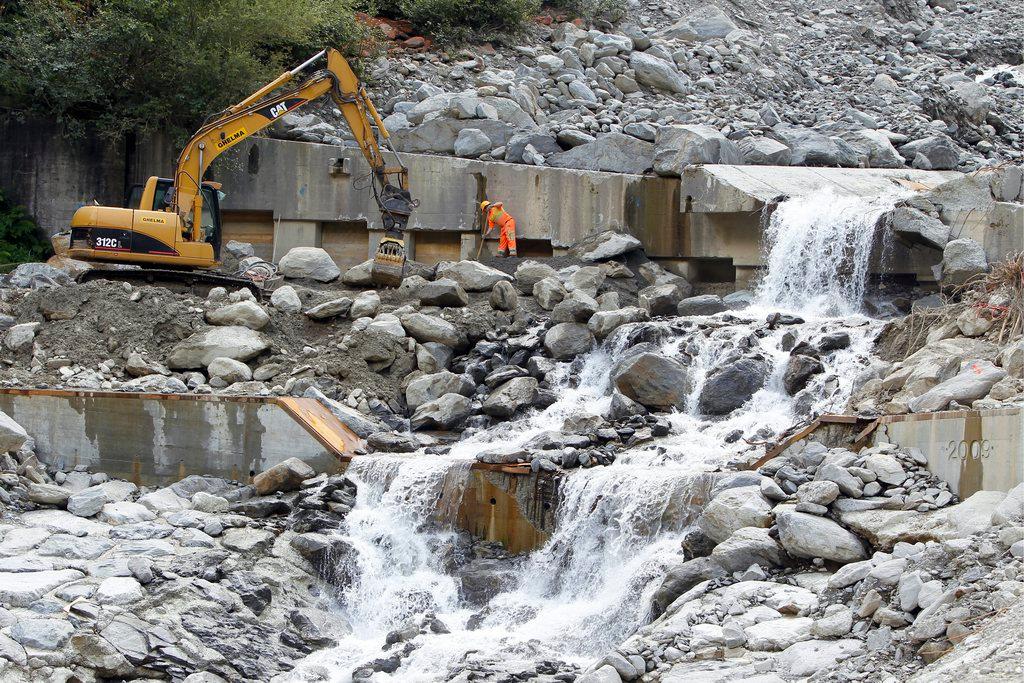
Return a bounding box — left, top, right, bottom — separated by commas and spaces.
0, 390, 342, 486
870, 408, 1023, 499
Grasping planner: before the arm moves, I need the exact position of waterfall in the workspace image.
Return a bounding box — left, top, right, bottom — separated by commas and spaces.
755, 188, 902, 316
287, 190, 895, 681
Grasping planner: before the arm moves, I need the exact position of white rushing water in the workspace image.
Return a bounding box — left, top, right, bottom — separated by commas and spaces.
285, 190, 893, 681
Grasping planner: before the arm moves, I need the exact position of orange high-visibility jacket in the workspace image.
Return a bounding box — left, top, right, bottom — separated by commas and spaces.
485, 203, 516, 236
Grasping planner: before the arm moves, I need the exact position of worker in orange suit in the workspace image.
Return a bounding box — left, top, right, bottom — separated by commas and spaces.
481, 200, 517, 258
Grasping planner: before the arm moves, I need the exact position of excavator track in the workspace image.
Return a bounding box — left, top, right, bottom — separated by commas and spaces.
77, 268, 265, 299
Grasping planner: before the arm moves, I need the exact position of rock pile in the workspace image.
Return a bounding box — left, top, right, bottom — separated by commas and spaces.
0, 423, 361, 681
278, 0, 1023, 173
580, 464, 1024, 683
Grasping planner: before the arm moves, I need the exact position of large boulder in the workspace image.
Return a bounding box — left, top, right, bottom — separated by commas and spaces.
392, 117, 516, 154
588, 307, 649, 339
514, 261, 558, 294
277, 247, 341, 282
410, 393, 473, 430
653, 125, 742, 176
533, 277, 567, 310
253, 457, 315, 495
435, 261, 512, 292
406, 371, 474, 409
166, 327, 269, 369
400, 313, 467, 350
698, 357, 768, 415
548, 133, 654, 175
505, 132, 561, 164
454, 128, 492, 158
776, 507, 868, 563
898, 136, 960, 170
418, 278, 469, 307
0, 410, 28, 452
482, 377, 539, 418
270, 285, 302, 313
651, 557, 726, 617
205, 300, 270, 330
304, 387, 383, 438
908, 360, 1006, 412
768, 124, 850, 166
489, 280, 518, 311
6, 262, 74, 289
697, 486, 774, 543
783, 355, 824, 395
629, 52, 689, 94
886, 207, 951, 250
639, 282, 693, 316
940, 238, 988, 286
839, 491, 1006, 549
612, 352, 689, 409
677, 295, 727, 316
737, 137, 792, 166
710, 526, 788, 573
568, 230, 643, 262
656, 6, 737, 41
849, 130, 905, 169
992, 483, 1023, 526
543, 323, 594, 360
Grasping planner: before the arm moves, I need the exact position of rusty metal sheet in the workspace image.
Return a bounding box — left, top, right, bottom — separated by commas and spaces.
275, 397, 363, 461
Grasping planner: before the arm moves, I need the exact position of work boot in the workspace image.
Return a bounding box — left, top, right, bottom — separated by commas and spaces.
508, 249, 518, 258
496, 249, 508, 258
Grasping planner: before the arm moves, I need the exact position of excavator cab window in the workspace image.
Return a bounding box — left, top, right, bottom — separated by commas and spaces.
200, 185, 223, 259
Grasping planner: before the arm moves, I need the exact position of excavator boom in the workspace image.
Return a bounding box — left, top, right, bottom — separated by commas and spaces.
67, 48, 414, 288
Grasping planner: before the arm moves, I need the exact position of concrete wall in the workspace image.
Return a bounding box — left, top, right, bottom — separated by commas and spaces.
870, 408, 1023, 499
0, 391, 342, 486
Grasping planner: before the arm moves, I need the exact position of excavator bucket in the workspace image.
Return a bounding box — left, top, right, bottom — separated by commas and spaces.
371, 235, 406, 287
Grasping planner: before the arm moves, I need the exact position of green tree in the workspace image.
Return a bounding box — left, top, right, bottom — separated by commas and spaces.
0, 189, 51, 265
0, 0, 369, 141
393, 0, 541, 45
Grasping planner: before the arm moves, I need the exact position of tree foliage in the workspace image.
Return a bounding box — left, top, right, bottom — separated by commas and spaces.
0, 189, 51, 265
0, 0, 368, 140
390, 0, 541, 45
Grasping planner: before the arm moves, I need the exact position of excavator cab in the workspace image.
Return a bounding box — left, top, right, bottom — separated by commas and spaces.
126, 178, 224, 259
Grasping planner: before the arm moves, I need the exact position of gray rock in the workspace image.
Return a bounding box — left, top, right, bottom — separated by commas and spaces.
206, 300, 270, 330
612, 352, 689, 409
796, 480, 840, 506
698, 357, 768, 415
514, 260, 558, 294
253, 457, 316, 495
304, 297, 352, 320
410, 393, 473, 430
7, 262, 73, 289
166, 326, 269, 369
406, 371, 474, 409
784, 355, 824, 395
392, 117, 515, 154
909, 360, 1006, 412
629, 52, 689, 93
588, 307, 649, 339
639, 282, 693, 316
898, 136, 960, 170
270, 285, 302, 313
887, 207, 951, 250
676, 294, 726, 316
278, 247, 341, 282
992, 482, 1024, 525
454, 128, 492, 158
568, 230, 643, 262
4, 322, 39, 352
940, 238, 988, 286
10, 617, 74, 650
208, 357, 252, 384
544, 323, 595, 360
27, 483, 70, 506
698, 485, 774, 543
776, 507, 868, 563
436, 260, 512, 292
710, 526, 787, 573
400, 313, 467, 350
656, 6, 737, 41
418, 278, 469, 307
548, 133, 654, 174
769, 124, 849, 166
0, 569, 84, 607
0, 410, 28, 452
849, 129, 905, 169
483, 377, 539, 418
653, 124, 742, 176
67, 485, 109, 517
738, 137, 792, 166
505, 132, 561, 164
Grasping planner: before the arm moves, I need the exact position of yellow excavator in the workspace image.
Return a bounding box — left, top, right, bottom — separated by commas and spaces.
68, 48, 414, 290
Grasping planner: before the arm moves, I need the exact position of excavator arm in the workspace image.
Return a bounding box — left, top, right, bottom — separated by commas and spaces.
172, 48, 414, 285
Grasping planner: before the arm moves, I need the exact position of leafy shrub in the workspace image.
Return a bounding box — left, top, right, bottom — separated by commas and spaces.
549, 0, 626, 23
0, 0, 369, 141
0, 190, 51, 265
393, 0, 540, 45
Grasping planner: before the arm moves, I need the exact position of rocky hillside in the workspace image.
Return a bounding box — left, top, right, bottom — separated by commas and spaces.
278, 0, 1023, 174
